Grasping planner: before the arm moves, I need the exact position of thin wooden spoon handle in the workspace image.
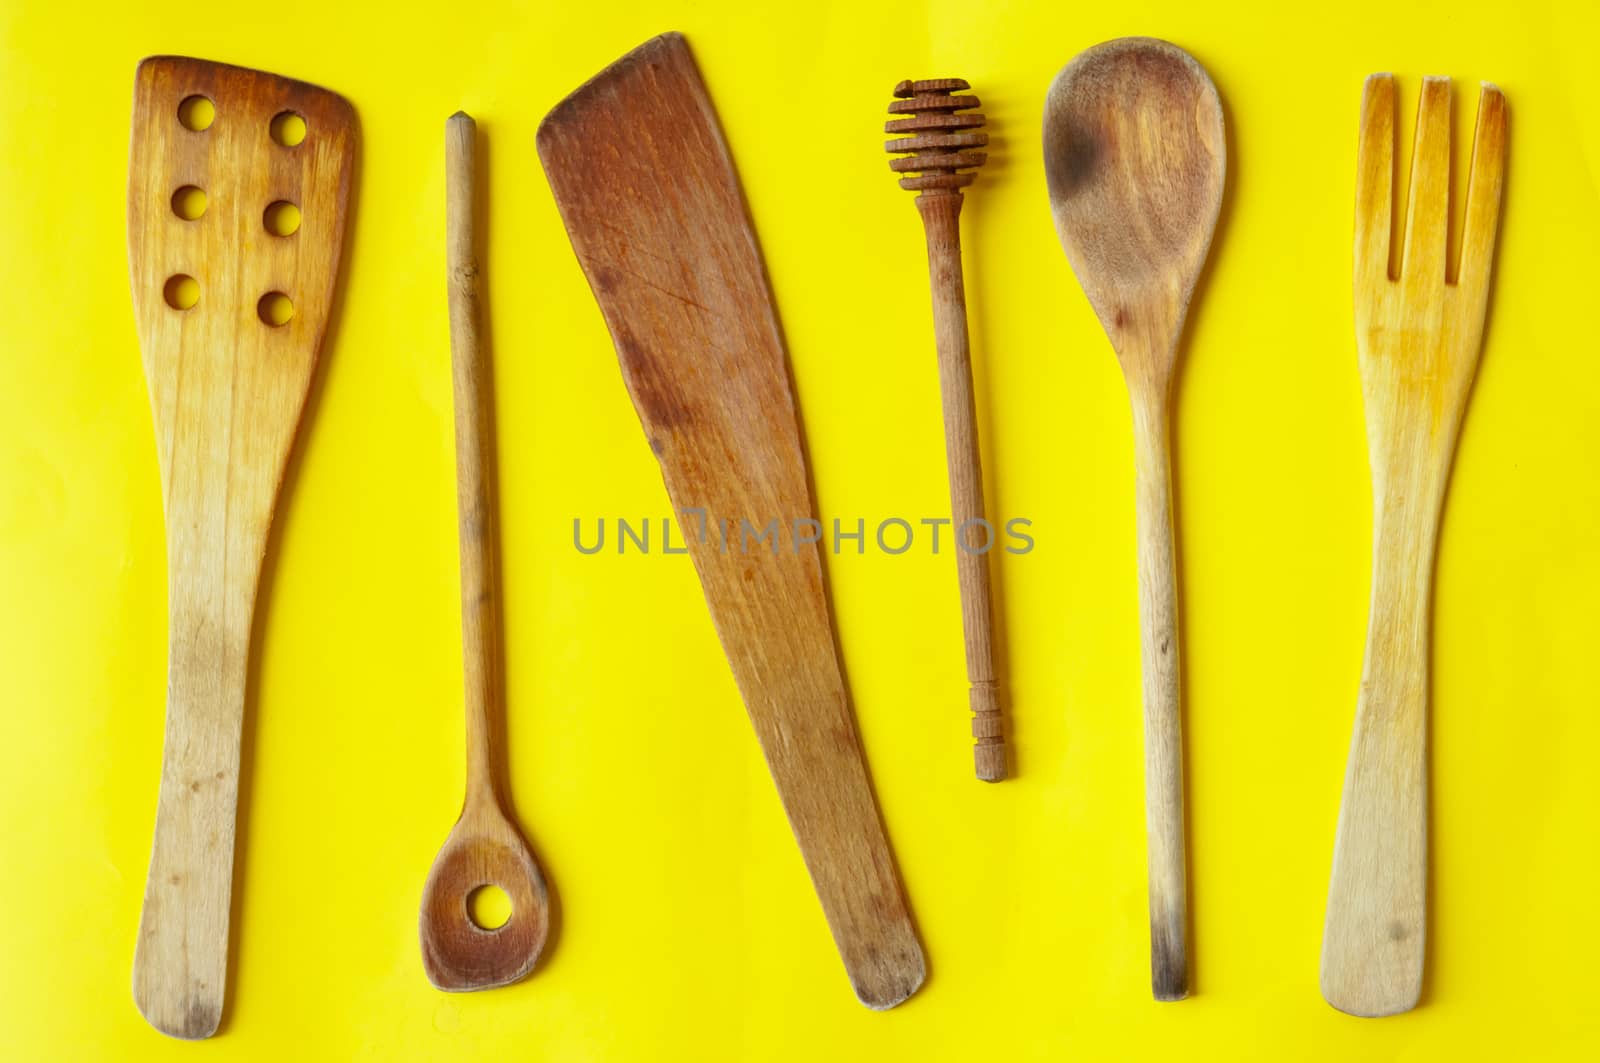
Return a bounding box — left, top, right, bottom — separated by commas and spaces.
1131, 392, 1188, 1001
132, 603, 249, 1039
916, 194, 1005, 781
446, 111, 498, 808
1321, 510, 1431, 1016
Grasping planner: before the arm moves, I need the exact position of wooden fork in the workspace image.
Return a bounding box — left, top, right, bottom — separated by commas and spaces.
1322, 74, 1507, 1018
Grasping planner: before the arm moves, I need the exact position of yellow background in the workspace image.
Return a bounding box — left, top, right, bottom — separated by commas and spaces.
3, 0, 1598, 1057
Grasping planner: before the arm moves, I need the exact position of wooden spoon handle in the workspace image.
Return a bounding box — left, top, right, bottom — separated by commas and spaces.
131, 592, 250, 1039
446, 111, 498, 806
1322, 510, 1432, 1016
1130, 394, 1188, 1001
916, 194, 1005, 781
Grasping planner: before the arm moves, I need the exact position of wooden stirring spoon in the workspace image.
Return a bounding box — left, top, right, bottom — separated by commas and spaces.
1322, 75, 1507, 1018
419, 112, 551, 991
1043, 37, 1226, 1002
128, 57, 355, 1039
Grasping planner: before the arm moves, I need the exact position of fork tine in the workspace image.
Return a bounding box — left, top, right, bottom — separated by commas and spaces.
1401, 77, 1452, 282
1355, 74, 1395, 280
1456, 84, 1508, 296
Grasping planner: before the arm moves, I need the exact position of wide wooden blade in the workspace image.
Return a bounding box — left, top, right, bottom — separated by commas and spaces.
537, 33, 924, 1010
128, 56, 355, 1038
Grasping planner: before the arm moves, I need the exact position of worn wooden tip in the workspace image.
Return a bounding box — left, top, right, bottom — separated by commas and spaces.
971, 683, 1006, 781
973, 744, 1006, 782
132, 987, 219, 1041
1151, 909, 1189, 1000
538, 32, 688, 152
850, 946, 927, 1011
885, 78, 987, 194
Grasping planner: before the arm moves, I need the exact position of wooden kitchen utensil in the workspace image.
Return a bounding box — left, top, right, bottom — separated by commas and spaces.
1322, 74, 1507, 1018
884, 78, 1007, 782
1043, 37, 1225, 1002
128, 57, 355, 1039
419, 112, 551, 992
538, 32, 925, 1010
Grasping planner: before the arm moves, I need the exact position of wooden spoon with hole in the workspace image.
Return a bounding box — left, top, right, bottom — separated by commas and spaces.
1043, 37, 1226, 1002
418, 112, 550, 991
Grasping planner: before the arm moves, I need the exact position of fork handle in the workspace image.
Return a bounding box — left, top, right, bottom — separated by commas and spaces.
1322, 509, 1433, 1016
1131, 392, 1188, 1001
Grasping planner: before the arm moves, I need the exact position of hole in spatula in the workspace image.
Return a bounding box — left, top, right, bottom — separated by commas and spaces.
270, 110, 307, 147
263, 200, 301, 236
467, 884, 512, 931
257, 291, 294, 327
171, 186, 207, 220
163, 274, 199, 311
177, 95, 214, 131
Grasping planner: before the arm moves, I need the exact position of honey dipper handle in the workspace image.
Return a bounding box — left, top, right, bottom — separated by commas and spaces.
916, 193, 1005, 781
1321, 505, 1432, 1016
446, 111, 499, 809
1130, 390, 1189, 1001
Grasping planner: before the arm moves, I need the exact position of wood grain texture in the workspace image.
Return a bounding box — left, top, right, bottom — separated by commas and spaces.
419, 112, 551, 992
885, 80, 1006, 781
1043, 37, 1226, 1002
1322, 74, 1507, 1018
537, 33, 924, 1010
127, 56, 354, 1039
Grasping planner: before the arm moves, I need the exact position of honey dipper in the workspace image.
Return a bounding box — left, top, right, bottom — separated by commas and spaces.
885, 78, 1006, 781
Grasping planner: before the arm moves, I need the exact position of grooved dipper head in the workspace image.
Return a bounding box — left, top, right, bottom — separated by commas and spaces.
885, 78, 988, 195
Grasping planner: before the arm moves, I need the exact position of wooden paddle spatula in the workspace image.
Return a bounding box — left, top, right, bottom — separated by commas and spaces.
1322, 74, 1507, 1018
538, 32, 925, 1010
127, 57, 355, 1039
1044, 38, 1226, 1002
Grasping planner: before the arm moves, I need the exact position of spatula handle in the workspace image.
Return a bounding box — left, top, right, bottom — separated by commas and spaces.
1322, 509, 1432, 1016
1131, 393, 1188, 1001
916, 194, 1005, 781
132, 605, 249, 1039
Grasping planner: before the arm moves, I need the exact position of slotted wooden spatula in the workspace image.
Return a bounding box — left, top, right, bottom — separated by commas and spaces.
127, 56, 355, 1039
538, 32, 925, 1010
